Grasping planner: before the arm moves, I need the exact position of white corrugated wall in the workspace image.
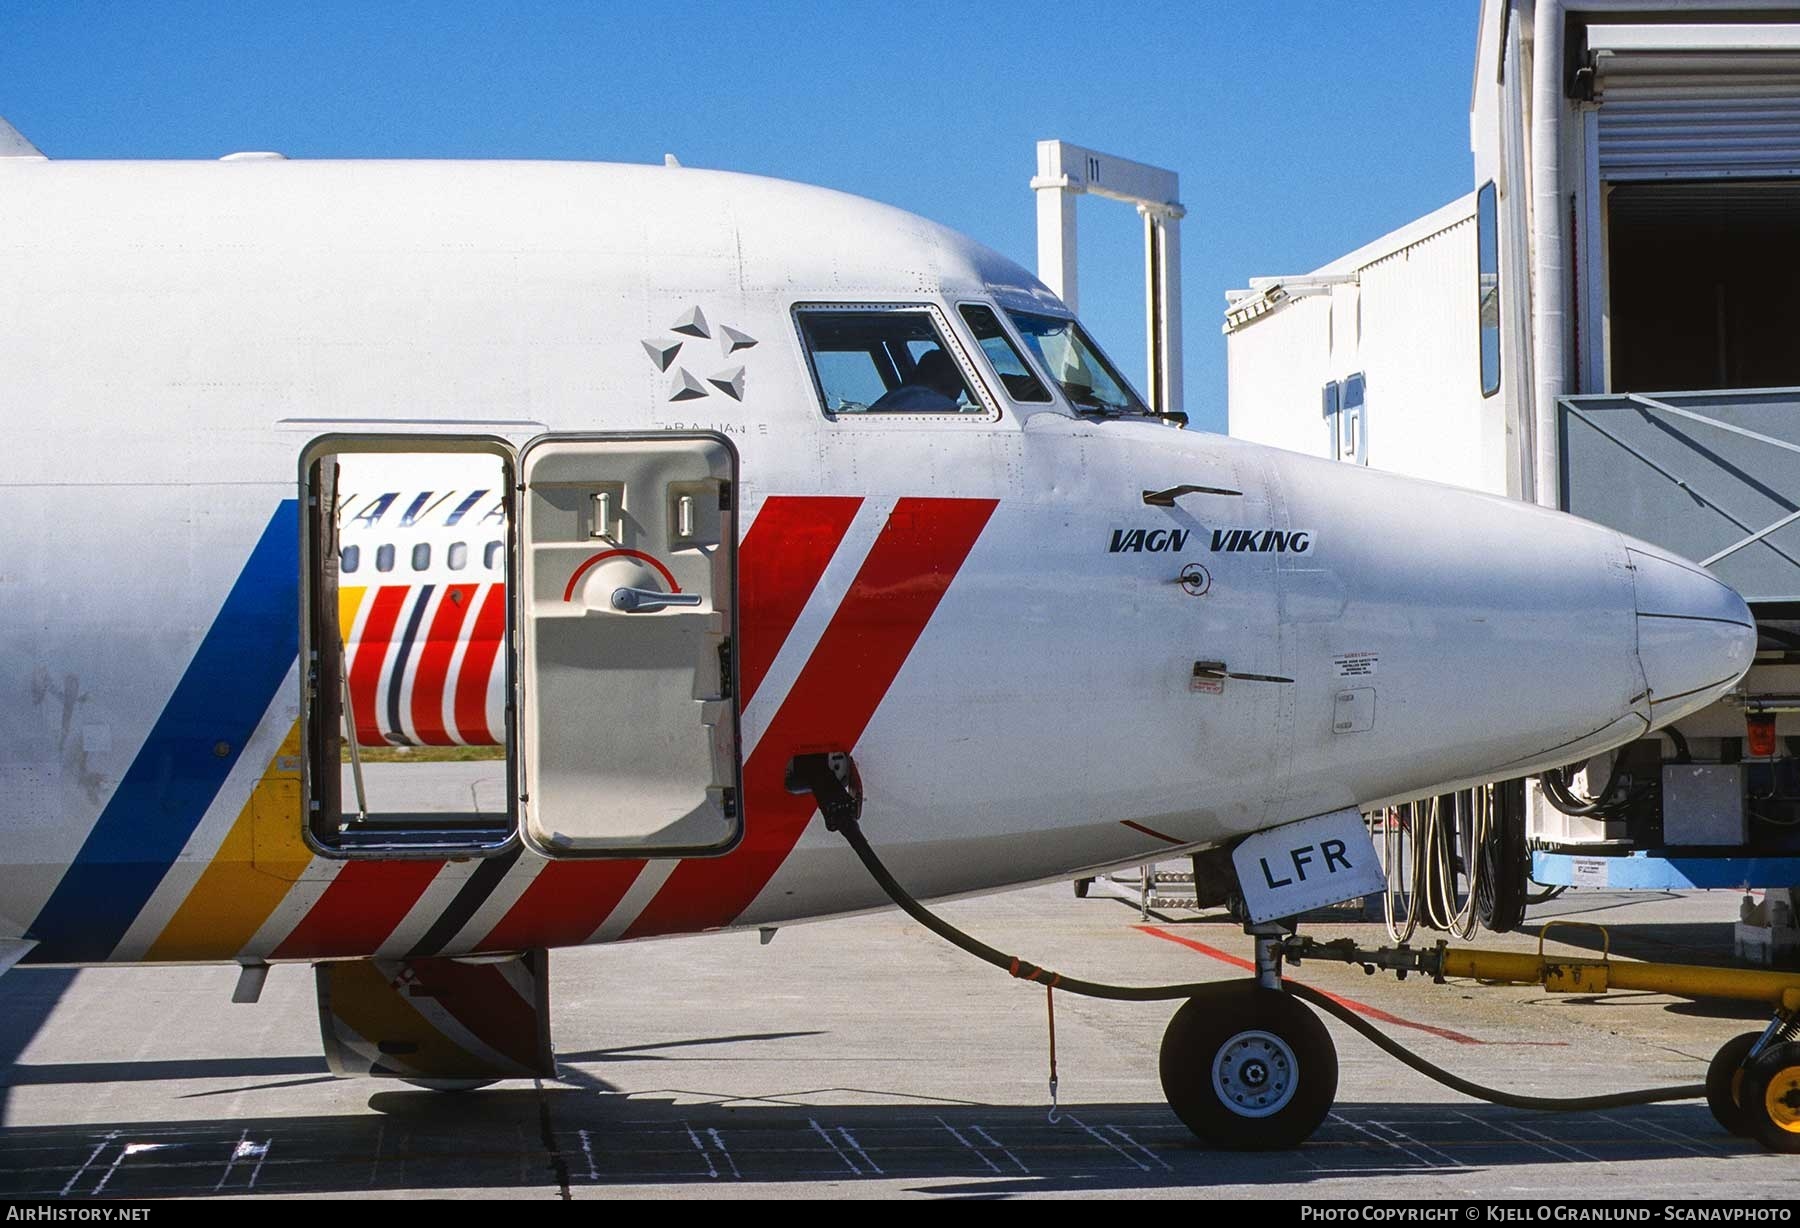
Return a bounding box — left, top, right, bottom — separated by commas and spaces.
1356, 216, 1501, 493
1226, 206, 1502, 494
1225, 296, 1333, 458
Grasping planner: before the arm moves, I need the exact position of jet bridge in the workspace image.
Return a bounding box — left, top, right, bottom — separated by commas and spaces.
1545, 387, 1800, 959
1559, 387, 1800, 607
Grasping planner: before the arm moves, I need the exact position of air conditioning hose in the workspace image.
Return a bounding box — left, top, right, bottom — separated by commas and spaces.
832, 812, 1704, 1112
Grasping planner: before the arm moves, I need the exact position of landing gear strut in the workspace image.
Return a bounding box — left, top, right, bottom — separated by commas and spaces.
1158, 924, 1339, 1149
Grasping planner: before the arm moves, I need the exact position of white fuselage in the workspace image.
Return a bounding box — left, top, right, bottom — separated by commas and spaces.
0, 157, 1756, 966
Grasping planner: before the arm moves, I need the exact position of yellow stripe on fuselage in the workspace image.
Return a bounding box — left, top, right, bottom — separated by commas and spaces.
339, 584, 366, 644
144, 721, 317, 961
145, 582, 373, 961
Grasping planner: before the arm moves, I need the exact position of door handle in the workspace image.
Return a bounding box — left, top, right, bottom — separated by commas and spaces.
610, 587, 703, 613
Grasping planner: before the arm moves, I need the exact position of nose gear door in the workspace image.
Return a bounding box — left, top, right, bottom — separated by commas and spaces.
516, 432, 741, 856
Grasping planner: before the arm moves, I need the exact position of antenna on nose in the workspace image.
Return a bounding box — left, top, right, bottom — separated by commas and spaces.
1142, 484, 1241, 506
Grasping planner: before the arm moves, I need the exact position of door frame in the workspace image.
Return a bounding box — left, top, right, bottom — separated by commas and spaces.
297, 432, 521, 860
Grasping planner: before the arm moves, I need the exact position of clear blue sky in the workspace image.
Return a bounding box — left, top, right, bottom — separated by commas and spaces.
2, 2, 1479, 434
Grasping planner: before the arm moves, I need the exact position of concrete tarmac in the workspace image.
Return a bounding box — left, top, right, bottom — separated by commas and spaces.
2, 882, 1797, 1199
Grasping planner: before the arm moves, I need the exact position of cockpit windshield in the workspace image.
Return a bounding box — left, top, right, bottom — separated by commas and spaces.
1006, 311, 1150, 417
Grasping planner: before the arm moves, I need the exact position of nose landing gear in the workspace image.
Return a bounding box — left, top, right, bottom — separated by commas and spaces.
1158, 925, 1339, 1150
1159, 982, 1338, 1149
1706, 1013, 1800, 1152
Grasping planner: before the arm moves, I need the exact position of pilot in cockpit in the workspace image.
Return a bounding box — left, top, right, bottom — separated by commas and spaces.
870, 347, 966, 412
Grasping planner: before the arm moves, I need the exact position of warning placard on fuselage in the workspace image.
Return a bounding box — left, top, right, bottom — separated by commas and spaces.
1231, 808, 1384, 925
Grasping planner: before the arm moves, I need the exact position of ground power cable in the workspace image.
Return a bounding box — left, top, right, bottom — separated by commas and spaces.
833, 814, 1705, 1113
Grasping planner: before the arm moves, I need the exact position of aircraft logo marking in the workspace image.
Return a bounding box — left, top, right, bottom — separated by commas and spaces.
647, 307, 758, 405
1109, 528, 1190, 553
1209, 529, 1312, 554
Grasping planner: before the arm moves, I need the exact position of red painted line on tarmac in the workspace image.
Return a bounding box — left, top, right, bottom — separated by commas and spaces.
1136, 924, 1487, 1046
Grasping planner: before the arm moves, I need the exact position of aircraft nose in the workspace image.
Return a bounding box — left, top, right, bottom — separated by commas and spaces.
1629, 546, 1757, 726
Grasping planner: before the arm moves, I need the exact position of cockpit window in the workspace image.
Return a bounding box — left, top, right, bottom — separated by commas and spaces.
1006, 311, 1149, 416
796, 308, 985, 416
959, 305, 1051, 403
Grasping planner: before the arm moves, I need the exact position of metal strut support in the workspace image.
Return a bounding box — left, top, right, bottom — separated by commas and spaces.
1746, 1009, 1800, 1069
1250, 923, 1289, 991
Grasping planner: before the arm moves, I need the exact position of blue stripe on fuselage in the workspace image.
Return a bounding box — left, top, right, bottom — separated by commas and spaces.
25, 500, 300, 963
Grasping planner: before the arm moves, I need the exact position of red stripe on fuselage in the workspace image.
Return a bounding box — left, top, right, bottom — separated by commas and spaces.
402, 959, 545, 1071
453, 583, 506, 744
349, 587, 409, 746
411, 582, 479, 745
273, 861, 445, 960
737, 496, 863, 706
621, 497, 998, 940
477, 860, 647, 952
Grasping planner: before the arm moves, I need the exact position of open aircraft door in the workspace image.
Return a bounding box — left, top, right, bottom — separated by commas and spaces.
516, 433, 741, 857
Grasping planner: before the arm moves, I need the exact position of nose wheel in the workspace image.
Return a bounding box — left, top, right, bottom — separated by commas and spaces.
1742, 1041, 1800, 1153
1159, 980, 1338, 1149
1704, 1031, 1762, 1139
1704, 1015, 1800, 1152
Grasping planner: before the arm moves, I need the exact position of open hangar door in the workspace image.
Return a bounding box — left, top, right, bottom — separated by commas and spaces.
1607, 181, 1800, 393
1587, 22, 1800, 394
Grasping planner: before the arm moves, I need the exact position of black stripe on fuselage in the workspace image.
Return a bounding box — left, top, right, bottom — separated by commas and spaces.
409, 844, 524, 957
387, 583, 434, 744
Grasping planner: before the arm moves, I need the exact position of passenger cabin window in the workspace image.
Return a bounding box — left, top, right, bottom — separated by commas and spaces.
959, 305, 1050, 402
796, 308, 985, 416
375, 544, 395, 573
1006, 311, 1149, 416
1477, 180, 1501, 398
340, 544, 360, 574
448, 541, 468, 571
412, 542, 431, 571
484, 540, 503, 570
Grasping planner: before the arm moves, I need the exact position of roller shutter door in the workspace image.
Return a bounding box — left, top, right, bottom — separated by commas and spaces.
1591, 25, 1800, 181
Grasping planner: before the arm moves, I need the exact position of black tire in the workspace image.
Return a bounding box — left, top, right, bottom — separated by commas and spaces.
1740, 1040, 1800, 1153
1073, 877, 1092, 899
1159, 981, 1338, 1150
1705, 1032, 1763, 1139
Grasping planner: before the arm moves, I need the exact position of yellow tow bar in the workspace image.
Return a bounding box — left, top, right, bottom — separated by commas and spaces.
1434, 920, 1800, 1009
1284, 923, 1800, 1152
